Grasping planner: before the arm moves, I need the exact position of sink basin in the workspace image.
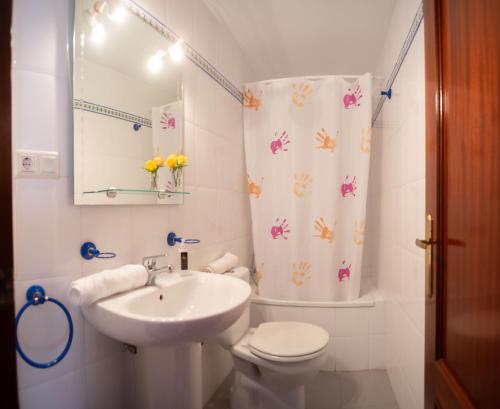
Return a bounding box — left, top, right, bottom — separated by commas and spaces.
81, 271, 251, 346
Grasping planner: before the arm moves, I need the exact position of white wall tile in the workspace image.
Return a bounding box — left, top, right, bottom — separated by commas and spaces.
369, 301, 385, 335
369, 335, 385, 370
12, 0, 73, 77
19, 369, 88, 409
192, 1, 219, 66
334, 336, 370, 371
165, 0, 195, 44
14, 178, 81, 280
335, 308, 370, 337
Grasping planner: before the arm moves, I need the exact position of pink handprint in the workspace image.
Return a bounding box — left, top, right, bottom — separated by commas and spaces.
338, 260, 351, 282
160, 112, 176, 129
270, 130, 290, 154
341, 176, 357, 197
271, 218, 290, 240
343, 84, 363, 109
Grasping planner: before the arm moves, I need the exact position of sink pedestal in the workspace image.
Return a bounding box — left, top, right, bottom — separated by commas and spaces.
133, 343, 202, 409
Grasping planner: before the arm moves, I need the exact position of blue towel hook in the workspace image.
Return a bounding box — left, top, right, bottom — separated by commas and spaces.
167, 232, 200, 246
381, 88, 392, 99
80, 241, 116, 260
15, 285, 74, 369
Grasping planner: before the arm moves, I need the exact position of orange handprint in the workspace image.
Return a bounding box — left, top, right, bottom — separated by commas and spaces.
315, 128, 337, 152
243, 88, 261, 111
247, 174, 263, 198
314, 217, 335, 243
254, 263, 264, 283
291, 261, 311, 287
359, 128, 371, 153
293, 173, 312, 197
353, 220, 365, 245
291, 82, 312, 107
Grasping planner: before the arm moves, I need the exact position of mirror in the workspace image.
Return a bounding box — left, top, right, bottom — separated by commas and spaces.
73, 0, 185, 205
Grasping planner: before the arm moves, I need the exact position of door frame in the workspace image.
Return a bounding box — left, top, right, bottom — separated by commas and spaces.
423, 0, 443, 406
0, 0, 18, 407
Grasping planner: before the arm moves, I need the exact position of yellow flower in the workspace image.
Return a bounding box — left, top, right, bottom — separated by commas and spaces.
166, 154, 177, 169
177, 154, 187, 167
153, 156, 164, 167
144, 159, 157, 173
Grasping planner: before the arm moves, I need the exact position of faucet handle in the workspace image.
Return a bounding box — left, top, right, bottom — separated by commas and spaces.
142, 254, 167, 270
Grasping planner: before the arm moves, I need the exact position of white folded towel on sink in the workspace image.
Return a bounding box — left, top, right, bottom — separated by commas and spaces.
202, 253, 239, 274
68, 264, 148, 306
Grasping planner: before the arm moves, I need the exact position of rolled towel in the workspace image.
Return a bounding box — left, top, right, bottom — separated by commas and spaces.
202, 253, 239, 274
69, 264, 148, 306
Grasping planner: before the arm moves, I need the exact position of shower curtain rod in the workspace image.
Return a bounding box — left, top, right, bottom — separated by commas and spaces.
259, 74, 384, 85
372, 2, 424, 125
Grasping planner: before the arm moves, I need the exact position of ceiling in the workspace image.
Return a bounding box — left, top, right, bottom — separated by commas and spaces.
204, 0, 396, 81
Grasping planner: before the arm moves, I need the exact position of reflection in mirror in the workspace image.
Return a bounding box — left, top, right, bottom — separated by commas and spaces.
73, 0, 186, 205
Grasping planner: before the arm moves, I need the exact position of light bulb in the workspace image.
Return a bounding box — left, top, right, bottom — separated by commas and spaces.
148, 50, 166, 73
168, 39, 184, 63
108, 4, 126, 22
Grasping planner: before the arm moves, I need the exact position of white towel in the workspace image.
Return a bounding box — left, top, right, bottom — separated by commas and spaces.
68, 264, 148, 306
202, 253, 239, 274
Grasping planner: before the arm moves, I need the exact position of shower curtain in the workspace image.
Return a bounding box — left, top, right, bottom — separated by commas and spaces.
243, 74, 372, 301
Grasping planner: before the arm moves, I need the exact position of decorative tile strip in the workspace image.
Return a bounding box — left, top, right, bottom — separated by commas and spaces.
73, 99, 152, 128
372, 2, 424, 125
125, 0, 243, 104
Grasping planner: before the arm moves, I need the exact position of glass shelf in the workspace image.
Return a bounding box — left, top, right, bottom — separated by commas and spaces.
83, 187, 189, 199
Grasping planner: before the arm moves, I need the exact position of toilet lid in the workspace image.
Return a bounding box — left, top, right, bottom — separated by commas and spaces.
249, 321, 329, 361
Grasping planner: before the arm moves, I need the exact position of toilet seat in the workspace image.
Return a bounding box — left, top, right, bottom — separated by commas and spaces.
248, 321, 329, 363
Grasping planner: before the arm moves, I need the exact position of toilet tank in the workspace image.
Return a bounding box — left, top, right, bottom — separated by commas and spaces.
214, 266, 251, 347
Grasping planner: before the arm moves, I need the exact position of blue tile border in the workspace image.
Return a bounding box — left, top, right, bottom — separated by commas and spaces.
73, 99, 152, 128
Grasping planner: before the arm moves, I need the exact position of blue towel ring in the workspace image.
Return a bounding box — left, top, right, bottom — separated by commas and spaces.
167, 232, 201, 246
15, 285, 73, 369
80, 241, 116, 260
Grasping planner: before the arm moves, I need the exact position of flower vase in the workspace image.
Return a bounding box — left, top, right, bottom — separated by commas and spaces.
171, 168, 183, 191
150, 172, 158, 190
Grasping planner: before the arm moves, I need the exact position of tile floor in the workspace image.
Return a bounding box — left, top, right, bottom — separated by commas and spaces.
204, 370, 399, 409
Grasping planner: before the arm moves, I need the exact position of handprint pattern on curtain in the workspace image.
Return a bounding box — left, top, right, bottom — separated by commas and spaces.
244, 74, 372, 301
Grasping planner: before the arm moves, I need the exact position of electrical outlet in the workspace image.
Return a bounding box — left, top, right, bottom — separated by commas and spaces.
16, 150, 59, 178
17, 152, 37, 174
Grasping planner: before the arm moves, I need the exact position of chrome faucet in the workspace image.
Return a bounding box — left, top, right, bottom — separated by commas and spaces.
142, 254, 175, 285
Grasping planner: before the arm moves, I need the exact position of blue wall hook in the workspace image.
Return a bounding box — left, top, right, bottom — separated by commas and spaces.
15, 285, 73, 369
80, 241, 116, 260
381, 88, 392, 99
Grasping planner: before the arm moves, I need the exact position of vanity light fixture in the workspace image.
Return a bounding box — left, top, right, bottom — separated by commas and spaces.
148, 50, 167, 73
168, 39, 184, 63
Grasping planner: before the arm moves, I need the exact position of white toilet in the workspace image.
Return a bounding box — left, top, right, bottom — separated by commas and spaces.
216, 267, 330, 409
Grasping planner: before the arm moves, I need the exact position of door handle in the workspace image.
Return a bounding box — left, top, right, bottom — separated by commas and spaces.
416, 214, 434, 298
415, 238, 432, 249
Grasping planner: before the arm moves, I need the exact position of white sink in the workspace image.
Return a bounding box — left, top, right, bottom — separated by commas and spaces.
82, 271, 251, 346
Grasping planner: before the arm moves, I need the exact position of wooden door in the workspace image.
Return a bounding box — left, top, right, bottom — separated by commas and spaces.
424, 0, 500, 408
0, 0, 18, 407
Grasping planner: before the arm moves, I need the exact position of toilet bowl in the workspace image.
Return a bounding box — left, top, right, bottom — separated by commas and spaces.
215, 267, 330, 409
